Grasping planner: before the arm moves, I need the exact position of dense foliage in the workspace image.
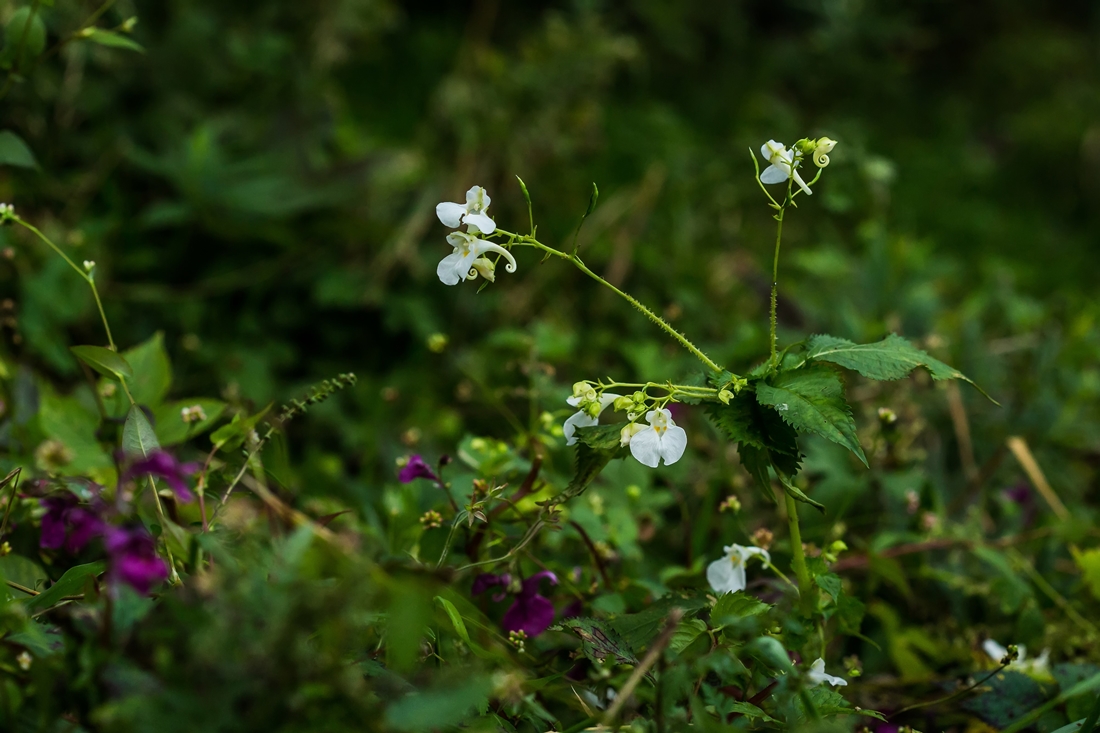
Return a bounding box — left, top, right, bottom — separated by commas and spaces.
2, 1, 1100, 731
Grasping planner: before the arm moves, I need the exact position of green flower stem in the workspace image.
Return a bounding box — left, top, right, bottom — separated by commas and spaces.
768, 205, 785, 363
13, 216, 177, 581
785, 493, 813, 612
596, 379, 721, 402
498, 229, 726, 375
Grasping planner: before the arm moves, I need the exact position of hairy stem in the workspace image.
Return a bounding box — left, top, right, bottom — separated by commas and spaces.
785, 493, 812, 612
769, 207, 785, 363
499, 230, 726, 374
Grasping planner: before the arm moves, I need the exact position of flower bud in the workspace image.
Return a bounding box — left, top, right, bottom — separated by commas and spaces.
814, 137, 837, 168
613, 395, 634, 412
718, 389, 733, 405
620, 422, 644, 447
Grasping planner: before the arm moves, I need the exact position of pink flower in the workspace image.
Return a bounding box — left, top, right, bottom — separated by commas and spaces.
473, 571, 558, 637
103, 526, 169, 595
39, 494, 105, 553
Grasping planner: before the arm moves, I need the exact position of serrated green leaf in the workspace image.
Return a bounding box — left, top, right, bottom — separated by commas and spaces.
804, 333, 994, 402
712, 591, 771, 626
122, 404, 160, 457
738, 444, 777, 503
550, 617, 641, 667
756, 365, 867, 466
83, 28, 145, 53
70, 345, 133, 380
815, 573, 842, 602
835, 594, 865, 635
0, 129, 37, 168
668, 618, 708, 654
554, 424, 627, 503
608, 592, 709, 652
727, 701, 779, 722
23, 562, 105, 615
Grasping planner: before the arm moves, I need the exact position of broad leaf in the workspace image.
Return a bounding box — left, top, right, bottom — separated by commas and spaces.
550, 617, 641, 668
608, 591, 709, 652
756, 365, 867, 466
122, 404, 160, 457
0, 129, 37, 168
121, 333, 173, 408
23, 562, 105, 615
153, 398, 227, 446
804, 333, 993, 402
70, 345, 133, 381
211, 405, 271, 451
711, 591, 770, 626
555, 424, 627, 503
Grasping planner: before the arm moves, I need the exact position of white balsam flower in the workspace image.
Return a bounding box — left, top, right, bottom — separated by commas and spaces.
563, 392, 620, 446
807, 658, 848, 687
706, 543, 771, 594
982, 639, 1051, 675
628, 408, 687, 468
436, 186, 497, 235
760, 140, 812, 196
437, 231, 517, 286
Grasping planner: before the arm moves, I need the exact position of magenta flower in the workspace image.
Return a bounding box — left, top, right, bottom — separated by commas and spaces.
104, 526, 169, 595
40, 494, 105, 553
473, 570, 558, 637
123, 451, 199, 502
399, 455, 440, 484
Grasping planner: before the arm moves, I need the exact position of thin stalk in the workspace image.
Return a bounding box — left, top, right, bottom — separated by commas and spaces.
769, 207, 785, 362
499, 229, 726, 374
785, 493, 812, 613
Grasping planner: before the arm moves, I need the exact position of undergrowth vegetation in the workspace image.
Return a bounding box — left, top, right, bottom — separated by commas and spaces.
1, 2, 1100, 732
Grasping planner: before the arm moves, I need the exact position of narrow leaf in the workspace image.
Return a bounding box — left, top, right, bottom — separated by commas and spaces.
70, 345, 133, 380
84, 28, 145, 53
777, 472, 825, 513
122, 405, 160, 457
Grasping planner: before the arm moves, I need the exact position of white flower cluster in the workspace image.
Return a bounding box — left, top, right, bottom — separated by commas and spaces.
758, 137, 837, 196
562, 383, 687, 469
434, 186, 516, 286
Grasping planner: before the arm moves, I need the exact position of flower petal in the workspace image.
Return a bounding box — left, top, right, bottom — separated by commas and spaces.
706, 555, 746, 594
658, 425, 688, 466
760, 164, 790, 184
521, 570, 558, 597
465, 186, 490, 212
463, 213, 497, 235
471, 241, 517, 273
502, 593, 555, 637
792, 169, 813, 196
472, 573, 509, 596
629, 427, 662, 468
982, 639, 1008, 663
436, 201, 466, 228
563, 411, 598, 446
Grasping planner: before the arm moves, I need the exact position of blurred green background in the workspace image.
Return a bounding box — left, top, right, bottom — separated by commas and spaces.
2, 0, 1099, 510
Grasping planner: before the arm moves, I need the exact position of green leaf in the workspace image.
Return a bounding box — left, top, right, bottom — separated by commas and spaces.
1076, 547, 1100, 602
83, 28, 145, 53
607, 591, 709, 652
738, 444, 777, 504
555, 424, 627, 503
153, 398, 227, 446
0, 129, 37, 168
777, 472, 825, 513
23, 561, 105, 615
384, 676, 492, 732
2, 8, 47, 69
756, 364, 867, 466
963, 670, 1054, 729
667, 618, 708, 654
210, 405, 271, 451
727, 701, 779, 723
70, 345, 133, 381
835, 594, 866, 635
0, 555, 47, 598
804, 333, 994, 401
584, 182, 599, 216
712, 591, 771, 626
708, 389, 801, 503
815, 573, 842, 602
746, 636, 793, 673
121, 332, 173, 407
550, 617, 641, 668
122, 404, 160, 457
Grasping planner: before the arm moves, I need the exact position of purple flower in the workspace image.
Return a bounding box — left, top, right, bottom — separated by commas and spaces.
399, 455, 440, 484
39, 495, 105, 553
473, 570, 558, 637
104, 526, 169, 595
123, 451, 199, 502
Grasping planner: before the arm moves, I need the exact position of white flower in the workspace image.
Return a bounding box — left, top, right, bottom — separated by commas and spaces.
760, 140, 812, 196
563, 392, 620, 446
628, 408, 687, 468
437, 231, 517, 286
620, 422, 645, 447
982, 640, 1051, 675
807, 658, 848, 687
706, 543, 771, 594
813, 137, 837, 168
436, 185, 497, 235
